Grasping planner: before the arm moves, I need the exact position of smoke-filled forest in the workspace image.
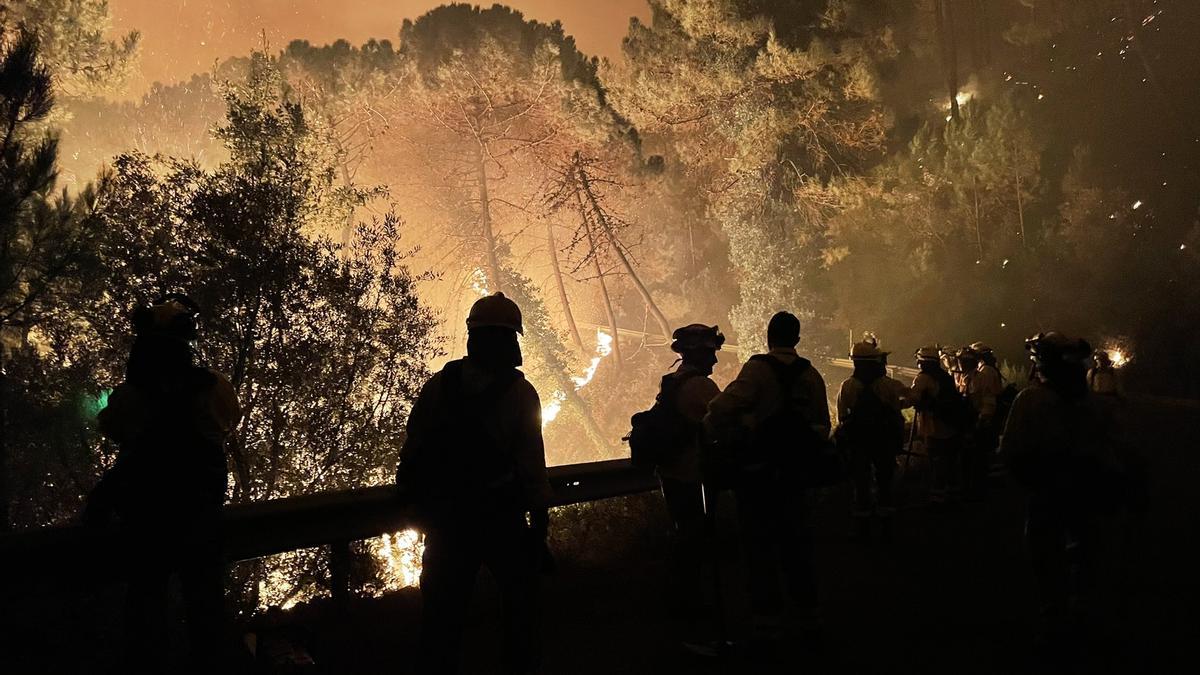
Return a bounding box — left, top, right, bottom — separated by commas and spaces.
2, 0, 1198, 609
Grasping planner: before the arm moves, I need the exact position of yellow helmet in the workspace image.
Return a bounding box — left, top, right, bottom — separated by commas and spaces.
850, 340, 887, 360
466, 292, 523, 334
970, 341, 993, 354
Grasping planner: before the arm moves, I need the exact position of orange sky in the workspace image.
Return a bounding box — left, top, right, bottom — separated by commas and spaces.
109, 1, 650, 98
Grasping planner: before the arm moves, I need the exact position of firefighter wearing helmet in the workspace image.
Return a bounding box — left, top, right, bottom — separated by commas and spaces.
705, 311, 831, 646
835, 339, 911, 539
1088, 350, 1124, 398
910, 345, 969, 505
397, 292, 552, 674
631, 322, 723, 650
84, 294, 241, 672
656, 322, 723, 491
962, 342, 1005, 498
1000, 332, 1144, 644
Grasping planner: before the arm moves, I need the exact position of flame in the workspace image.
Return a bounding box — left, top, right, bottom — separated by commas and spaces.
572, 330, 614, 389
940, 86, 976, 112
541, 390, 566, 427
1106, 348, 1130, 368
247, 332, 621, 607
542, 330, 613, 429
372, 529, 426, 592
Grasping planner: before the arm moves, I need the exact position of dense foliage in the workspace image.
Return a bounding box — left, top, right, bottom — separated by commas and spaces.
2, 48, 440, 529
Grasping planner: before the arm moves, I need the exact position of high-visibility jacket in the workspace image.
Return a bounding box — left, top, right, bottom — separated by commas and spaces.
910, 371, 958, 440
969, 363, 1004, 420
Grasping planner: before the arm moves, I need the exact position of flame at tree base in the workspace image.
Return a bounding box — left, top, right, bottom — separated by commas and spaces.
541, 329, 613, 428
372, 529, 426, 593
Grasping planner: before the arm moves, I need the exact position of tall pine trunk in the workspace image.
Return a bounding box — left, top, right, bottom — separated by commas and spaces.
1014, 163, 1027, 247
546, 218, 584, 352
474, 143, 504, 293
972, 174, 984, 259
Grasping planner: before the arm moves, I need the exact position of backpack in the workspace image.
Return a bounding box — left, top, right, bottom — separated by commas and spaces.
397, 360, 524, 512
836, 376, 905, 453
930, 369, 974, 433
628, 371, 702, 470
995, 382, 1020, 430
743, 355, 843, 488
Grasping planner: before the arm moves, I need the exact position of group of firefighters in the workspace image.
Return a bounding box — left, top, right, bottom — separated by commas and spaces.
85, 292, 1141, 673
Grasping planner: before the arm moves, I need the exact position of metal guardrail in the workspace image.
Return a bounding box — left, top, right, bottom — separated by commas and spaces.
826, 357, 919, 381
0, 458, 659, 597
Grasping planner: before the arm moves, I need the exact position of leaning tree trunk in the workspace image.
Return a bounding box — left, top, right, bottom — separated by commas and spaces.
576, 191, 624, 370
474, 143, 504, 293
545, 218, 585, 353
1014, 163, 1027, 248
577, 165, 673, 340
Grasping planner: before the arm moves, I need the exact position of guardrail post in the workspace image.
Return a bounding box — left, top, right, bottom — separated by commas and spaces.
329, 539, 351, 608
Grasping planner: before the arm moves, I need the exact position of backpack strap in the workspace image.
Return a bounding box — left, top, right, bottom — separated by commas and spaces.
426, 360, 526, 496
440, 360, 522, 411
748, 354, 819, 438
749, 354, 812, 403
434, 360, 524, 460
657, 369, 702, 409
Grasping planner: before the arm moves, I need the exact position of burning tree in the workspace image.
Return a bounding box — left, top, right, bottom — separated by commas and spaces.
612, 0, 892, 353
544, 151, 674, 369
390, 5, 641, 458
